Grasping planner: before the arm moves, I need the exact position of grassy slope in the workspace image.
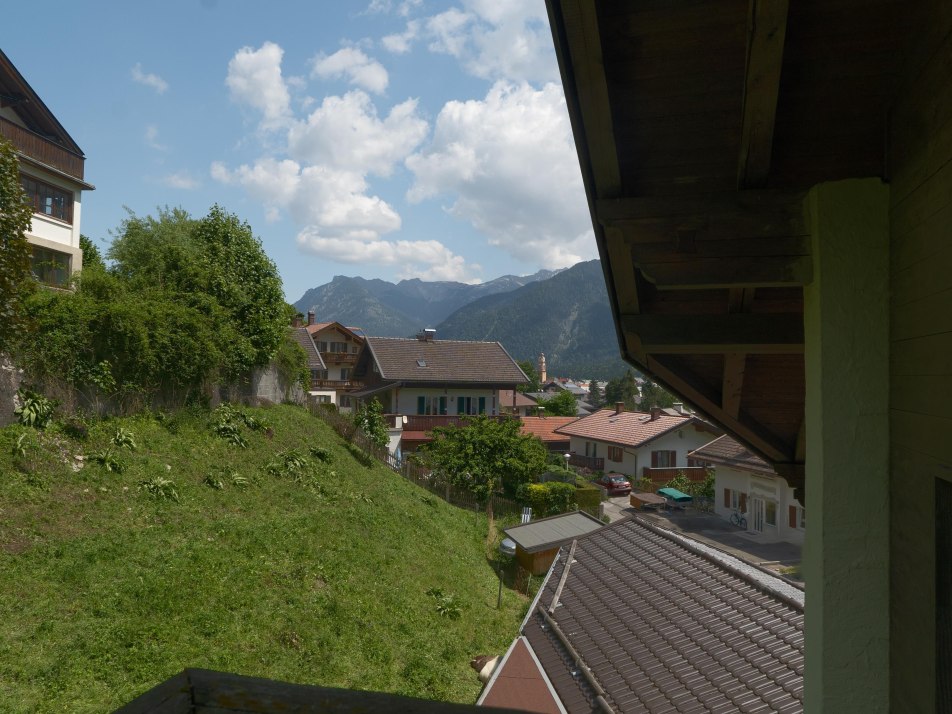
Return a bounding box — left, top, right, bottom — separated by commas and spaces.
0, 405, 525, 712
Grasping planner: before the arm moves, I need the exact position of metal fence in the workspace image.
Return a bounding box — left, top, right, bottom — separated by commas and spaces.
309, 405, 521, 518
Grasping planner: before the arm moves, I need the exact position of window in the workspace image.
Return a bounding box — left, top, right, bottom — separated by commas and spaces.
315, 395, 331, 404
651, 450, 677, 468
585, 441, 598, 458
416, 396, 447, 415
312, 369, 328, 381
340, 368, 351, 380
725, 489, 747, 512
317, 341, 328, 352
21, 176, 73, 223
456, 396, 486, 415
31, 246, 70, 287
329, 341, 348, 353
608, 445, 624, 462
339, 395, 352, 408
765, 500, 777, 527
789, 504, 806, 529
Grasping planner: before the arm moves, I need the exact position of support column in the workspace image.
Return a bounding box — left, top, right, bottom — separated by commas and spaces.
803, 179, 890, 712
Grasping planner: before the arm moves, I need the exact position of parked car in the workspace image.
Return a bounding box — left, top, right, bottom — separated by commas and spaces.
594, 473, 632, 496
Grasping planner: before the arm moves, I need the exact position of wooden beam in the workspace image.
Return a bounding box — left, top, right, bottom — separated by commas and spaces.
737, 0, 789, 188
636, 253, 812, 289
646, 355, 791, 464
556, 0, 621, 198
605, 227, 640, 314
621, 313, 804, 354
722, 353, 747, 420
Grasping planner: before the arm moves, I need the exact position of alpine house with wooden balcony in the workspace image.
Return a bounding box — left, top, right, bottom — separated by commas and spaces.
351, 329, 529, 453
300, 312, 364, 412
0, 49, 93, 286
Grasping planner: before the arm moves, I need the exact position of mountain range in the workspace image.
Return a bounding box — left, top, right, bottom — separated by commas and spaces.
292, 260, 629, 379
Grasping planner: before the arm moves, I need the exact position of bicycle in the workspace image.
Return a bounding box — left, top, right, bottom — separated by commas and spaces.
730, 510, 748, 529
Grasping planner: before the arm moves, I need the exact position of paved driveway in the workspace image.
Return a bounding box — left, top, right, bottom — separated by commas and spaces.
602, 496, 802, 579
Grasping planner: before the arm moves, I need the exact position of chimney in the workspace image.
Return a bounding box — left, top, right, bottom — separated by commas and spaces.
673, 402, 684, 415
650, 407, 662, 421
307, 311, 315, 326
417, 328, 436, 342
614, 401, 625, 415
291, 314, 303, 328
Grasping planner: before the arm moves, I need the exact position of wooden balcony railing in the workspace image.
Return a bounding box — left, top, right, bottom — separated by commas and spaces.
569, 454, 605, 471
641, 466, 710, 482
394, 414, 511, 432
1, 117, 85, 180
311, 379, 364, 390
321, 352, 358, 363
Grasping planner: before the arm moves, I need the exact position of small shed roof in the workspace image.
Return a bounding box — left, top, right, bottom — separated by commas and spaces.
504, 512, 603, 554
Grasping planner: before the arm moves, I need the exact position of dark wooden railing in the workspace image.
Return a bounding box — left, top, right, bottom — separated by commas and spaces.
397, 414, 512, 432
0, 117, 85, 180
569, 454, 605, 471
641, 466, 709, 482
321, 352, 358, 363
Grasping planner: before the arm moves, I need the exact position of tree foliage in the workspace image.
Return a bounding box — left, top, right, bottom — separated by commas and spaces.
639, 378, 677, 410
517, 481, 576, 518
79, 234, 105, 271
587, 379, 604, 409
353, 398, 388, 450
421, 415, 547, 504
516, 359, 541, 393
604, 369, 640, 410
0, 137, 36, 352
536, 388, 578, 416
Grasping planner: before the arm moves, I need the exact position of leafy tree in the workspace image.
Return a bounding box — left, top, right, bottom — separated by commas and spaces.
639, 378, 677, 410
353, 398, 388, 450
79, 234, 105, 271
604, 369, 639, 410
587, 379, 604, 409
0, 137, 36, 352
516, 359, 541, 393
536, 388, 578, 416
420, 415, 547, 518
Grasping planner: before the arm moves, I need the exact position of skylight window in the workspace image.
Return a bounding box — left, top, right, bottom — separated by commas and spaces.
417, 359, 427, 367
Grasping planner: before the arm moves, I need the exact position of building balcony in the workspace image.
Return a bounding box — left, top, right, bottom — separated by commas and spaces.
394, 414, 511, 432
321, 352, 358, 364
641, 466, 709, 483
311, 379, 364, 390
1, 117, 85, 181
569, 454, 605, 471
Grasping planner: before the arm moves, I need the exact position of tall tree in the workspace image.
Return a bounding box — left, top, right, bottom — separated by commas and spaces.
639, 378, 677, 410
516, 359, 541, 393
536, 388, 578, 416
79, 234, 105, 271
605, 369, 639, 410
587, 379, 604, 409
0, 137, 36, 352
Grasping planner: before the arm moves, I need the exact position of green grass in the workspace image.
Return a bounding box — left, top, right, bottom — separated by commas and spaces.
0, 404, 527, 712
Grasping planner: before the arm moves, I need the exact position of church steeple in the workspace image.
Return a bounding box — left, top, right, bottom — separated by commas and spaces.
538, 352, 547, 384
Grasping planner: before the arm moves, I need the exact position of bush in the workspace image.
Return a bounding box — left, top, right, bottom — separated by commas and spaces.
518, 481, 577, 518
14, 389, 55, 429
575, 481, 602, 516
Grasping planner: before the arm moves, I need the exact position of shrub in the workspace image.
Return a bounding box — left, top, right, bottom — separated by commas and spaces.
89, 448, 124, 474
309, 446, 333, 463
112, 427, 137, 450
575, 481, 602, 517
14, 389, 55, 429
139, 475, 179, 502
518, 481, 577, 518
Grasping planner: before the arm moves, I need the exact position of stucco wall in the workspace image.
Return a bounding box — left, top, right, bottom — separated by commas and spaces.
394, 387, 501, 415
569, 424, 713, 478
713, 465, 804, 545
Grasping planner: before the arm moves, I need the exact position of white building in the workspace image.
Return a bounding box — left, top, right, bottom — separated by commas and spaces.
690, 434, 805, 545
0, 50, 93, 285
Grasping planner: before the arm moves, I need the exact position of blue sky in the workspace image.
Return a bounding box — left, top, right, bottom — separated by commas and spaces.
2, 0, 595, 302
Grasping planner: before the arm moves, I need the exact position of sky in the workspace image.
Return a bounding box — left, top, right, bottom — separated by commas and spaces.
2, 0, 596, 302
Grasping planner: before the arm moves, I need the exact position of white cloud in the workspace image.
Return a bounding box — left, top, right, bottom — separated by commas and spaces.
381, 20, 419, 54
410, 0, 558, 83
287, 91, 428, 176
365, 0, 421, 17
144, 125, 166, 151
162, 171, 201, 190
311, 48, 389, 94
225, 42, 291, 129
406, 80, 595, 269
131, 63, 169, 94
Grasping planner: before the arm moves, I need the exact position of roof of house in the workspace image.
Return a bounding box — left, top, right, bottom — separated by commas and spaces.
476, 637, 564, 714
364, 337, 528, 385
520, 417, 576, 443
498, 390, 539, 409
504, 511, 603, 554
304, 321, 364, 342
690, 434, 778, 477
553, 408, 699, 448
515, 518, 804, 713
289, 328, 325, 370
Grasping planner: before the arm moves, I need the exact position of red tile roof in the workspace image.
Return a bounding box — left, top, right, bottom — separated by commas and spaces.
478, 637, 563, 713
553, 408, 696, 448
365, 337, 528, 384
689, 434, 777, 476
523, 518, 804, 712
520, 417, 576, 443
498, 390, 539, 409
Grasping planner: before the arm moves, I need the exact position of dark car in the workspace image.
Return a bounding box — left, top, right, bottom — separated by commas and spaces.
594, 473, 632, 496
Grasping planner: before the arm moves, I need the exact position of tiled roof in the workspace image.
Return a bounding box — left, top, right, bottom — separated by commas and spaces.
690, 435, 777, 476
305, 321, 364, 342
523, 518, 804, 713
365, 337, 528, 384
477, 637, 563, 713
553, 408, 694, 448
289, 328, 325, 370
499, 390, 539, 409
520, 417, 577, 443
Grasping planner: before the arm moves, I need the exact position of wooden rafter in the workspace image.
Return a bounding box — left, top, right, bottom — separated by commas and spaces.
621, 313, 804, 354
722, 353, 747, 420
737, 0, 789, 188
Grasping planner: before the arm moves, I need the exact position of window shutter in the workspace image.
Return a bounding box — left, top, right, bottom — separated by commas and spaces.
651, 451, 659, 467
478, 396, 486, 414
439, 397, 447, 415
668, 450, 677, 466
457, 396, 464, 414
789, 505, 798, 528
739, 492, 747, 513
724, 489, 731, 508
417, 396, 425, 415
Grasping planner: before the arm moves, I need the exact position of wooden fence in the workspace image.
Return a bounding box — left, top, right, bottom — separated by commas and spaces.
309, 405, 521, 518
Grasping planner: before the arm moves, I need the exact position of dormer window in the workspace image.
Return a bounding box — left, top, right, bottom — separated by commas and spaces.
416, 359, 427, 367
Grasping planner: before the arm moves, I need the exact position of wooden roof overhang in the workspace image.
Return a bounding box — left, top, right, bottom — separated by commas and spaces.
546, 0, 908, 493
